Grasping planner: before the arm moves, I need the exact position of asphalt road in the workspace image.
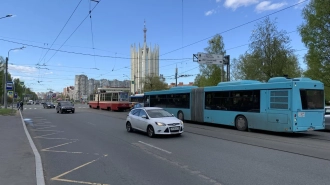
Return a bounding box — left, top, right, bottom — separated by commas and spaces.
22, 104, 330, 185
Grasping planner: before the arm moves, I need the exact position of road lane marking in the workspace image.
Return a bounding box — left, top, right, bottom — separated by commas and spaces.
51, 154, 109, 185
34, 131, 63, 138
41, 140, 78, 151
138, 141, 172, 154
19, 110, 45, 185
86, 122, 95, 126
31, 129, 60, 132
34, 125, 57, 130
43, 150, 83, 154
134, 144, 222, 185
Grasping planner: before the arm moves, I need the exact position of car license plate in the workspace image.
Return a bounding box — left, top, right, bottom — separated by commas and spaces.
67, 110, 71, 112
170, 127, 179, 131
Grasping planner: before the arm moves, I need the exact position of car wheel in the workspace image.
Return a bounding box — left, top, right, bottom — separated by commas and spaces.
126, 122, 133, 132
147, 125, 155, 138
235, 115, 248, 131
72, 110, 75, 114
178, 111, 184, 121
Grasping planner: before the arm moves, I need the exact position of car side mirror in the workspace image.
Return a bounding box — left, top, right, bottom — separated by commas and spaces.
141, 115, 148, 119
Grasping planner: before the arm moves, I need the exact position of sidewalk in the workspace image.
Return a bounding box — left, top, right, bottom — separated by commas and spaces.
0, 114, 36, 185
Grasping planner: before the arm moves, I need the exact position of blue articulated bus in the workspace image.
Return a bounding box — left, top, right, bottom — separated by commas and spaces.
144, 77, 325, 132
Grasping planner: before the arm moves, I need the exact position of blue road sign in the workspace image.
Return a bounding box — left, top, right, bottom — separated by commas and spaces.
6, 81, 13, 90
14, 92, 18, 98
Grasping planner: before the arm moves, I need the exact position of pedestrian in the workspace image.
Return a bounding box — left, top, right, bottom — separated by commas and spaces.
19, 101, 23, 111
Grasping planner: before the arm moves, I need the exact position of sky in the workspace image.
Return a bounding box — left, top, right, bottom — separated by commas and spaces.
0, 0, 309, 93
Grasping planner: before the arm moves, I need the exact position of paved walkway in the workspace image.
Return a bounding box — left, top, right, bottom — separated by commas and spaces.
0, 114, 36, 185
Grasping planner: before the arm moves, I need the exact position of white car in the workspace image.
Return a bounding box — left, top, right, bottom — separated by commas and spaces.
324, 106, 330, 130
126, 107, 184, 137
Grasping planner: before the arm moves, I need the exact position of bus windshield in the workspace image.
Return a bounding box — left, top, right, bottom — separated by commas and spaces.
300, 89, 324, 109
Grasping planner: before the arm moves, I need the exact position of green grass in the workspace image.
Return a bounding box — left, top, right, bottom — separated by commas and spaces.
0, 108, 17, 116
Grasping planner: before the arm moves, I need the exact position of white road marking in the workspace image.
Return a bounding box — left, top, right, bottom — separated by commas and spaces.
138, 141, 172, 154
19, 111, 45, 185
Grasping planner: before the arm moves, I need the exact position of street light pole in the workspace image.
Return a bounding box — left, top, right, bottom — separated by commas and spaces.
4, 46, 25, 108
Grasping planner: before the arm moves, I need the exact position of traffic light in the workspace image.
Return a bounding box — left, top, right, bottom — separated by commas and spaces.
224, 55, 230, 65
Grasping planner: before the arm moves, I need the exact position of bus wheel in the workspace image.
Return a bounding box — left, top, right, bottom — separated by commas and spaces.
177, 111, 184, 121
235, 115, 248, 131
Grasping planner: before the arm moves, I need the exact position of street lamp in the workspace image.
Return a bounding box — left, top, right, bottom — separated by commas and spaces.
4, 46, 25, 108
123, 74, 132, 96
0, 14, 13, 19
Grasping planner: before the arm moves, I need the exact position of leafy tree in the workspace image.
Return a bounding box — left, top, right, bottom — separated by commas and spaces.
143, 75, 168, 92
232, 17, 302, 82
298, 0, 330, 87
194, 34, 226, 87
0, 56, 5, 104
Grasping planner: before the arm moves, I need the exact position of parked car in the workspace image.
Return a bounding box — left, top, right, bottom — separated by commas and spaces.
56, 101, 75, 114
324, 106, 330, 130
43, 102, 55, 109
126, 107, 184, 137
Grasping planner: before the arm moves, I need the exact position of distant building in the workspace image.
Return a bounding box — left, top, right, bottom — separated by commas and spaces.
131, 20, 159, 94
75, 74, 88, 100
168, 82, 194, 88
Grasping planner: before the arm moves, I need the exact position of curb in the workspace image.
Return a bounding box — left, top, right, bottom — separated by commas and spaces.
19, 110, 45, 185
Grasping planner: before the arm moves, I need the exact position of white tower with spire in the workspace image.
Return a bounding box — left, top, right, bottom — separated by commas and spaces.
130, 20, 159, 94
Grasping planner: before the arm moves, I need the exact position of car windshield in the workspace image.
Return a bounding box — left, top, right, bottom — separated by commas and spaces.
146, 109, 173, 118
61, 102, 72, 106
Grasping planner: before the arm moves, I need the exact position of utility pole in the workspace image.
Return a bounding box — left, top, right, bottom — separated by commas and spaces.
175, 66, 178, 87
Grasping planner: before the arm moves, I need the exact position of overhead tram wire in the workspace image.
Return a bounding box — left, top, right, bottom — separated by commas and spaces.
0, 38, 191, 60
44, 0, 101, 65
88, 0, 97, 69
38, 0, 83, 65
160, 0, 309, 57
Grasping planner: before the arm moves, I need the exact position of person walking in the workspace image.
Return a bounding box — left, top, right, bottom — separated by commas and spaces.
19, 101, 23, 111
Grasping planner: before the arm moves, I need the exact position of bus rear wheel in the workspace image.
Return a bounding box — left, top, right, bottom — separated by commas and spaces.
235, 115, 248, 131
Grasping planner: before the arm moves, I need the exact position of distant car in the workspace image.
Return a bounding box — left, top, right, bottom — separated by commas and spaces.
43, 102, 55, 109
56, 101, 75, 114
35, 102, 40, 105
26, 102, 32, 105
324, 106, 330, 130
126, 107, 184, 137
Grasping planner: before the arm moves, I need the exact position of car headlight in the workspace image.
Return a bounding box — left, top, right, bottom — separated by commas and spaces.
155, 122, 166, 126
180, 121, 184, 125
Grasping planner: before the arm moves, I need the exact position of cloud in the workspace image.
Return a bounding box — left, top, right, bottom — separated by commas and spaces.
224, 0, 259, 10
8, 64, 37, 73
205, 9, 216, 16
255, 1, 287, 12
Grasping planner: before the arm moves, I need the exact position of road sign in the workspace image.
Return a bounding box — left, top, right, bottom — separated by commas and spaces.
6, 81, 13, 90
20, 82, 24, 85
14, 92, 18, 98
196, 53, 224, 65
8, 91, 13, 97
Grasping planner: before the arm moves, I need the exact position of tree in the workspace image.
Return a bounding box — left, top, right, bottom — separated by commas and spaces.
194, 34, 226, 87
143, 75, 168, 92
231, 17, 302, 81
0, 56, 5, 104
298, 0, 330, 86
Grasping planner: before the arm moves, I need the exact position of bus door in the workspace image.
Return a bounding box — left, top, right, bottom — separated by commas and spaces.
266, 89, 291, 131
